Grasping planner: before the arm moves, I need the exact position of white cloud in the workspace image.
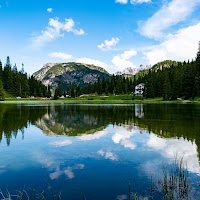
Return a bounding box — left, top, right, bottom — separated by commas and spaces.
50, 164, 84, 180
76, 57, 110, 71
130, 0, 151, 4
49, 170, 63, 180
112, 50, 137, 71
32, 17, 84, 48
97, 149, 119, 161
117, 195, 128, 200
121, 139, 136, 150
64, 164, 84, 179
49, 139, 73, 147
139, 0, 200, 40
116, 0, 151, 4
116, 0, 128, 4
121, 50, 137, 59
98, 37, 120, 51
147, 134, 200, 174
48, 52, 73, 60
47, 8, 53, 12
144, 22, 200, 65
76, 130, 108, 141
112, 126, 138, 150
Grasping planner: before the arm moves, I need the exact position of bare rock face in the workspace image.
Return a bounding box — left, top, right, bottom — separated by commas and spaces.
33, 62, 110, 89
115, 65, 152, 76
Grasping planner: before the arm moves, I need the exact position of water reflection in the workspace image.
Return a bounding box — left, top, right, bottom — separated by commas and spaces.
1, 104, 200, 199
0, 105, 48, 145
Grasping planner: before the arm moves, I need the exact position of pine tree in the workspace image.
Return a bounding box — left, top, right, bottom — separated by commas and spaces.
102, 76, 106, 94
97, 77, 102, 95
57, 82, 63, 97
71, 86, 75, 98
0, 80, 5, 101
47, 85, 51, 98
76, 85, 81, 97
53, 88, 59, 100
3, 56, 13, 91
195, 41, 200, 96
162, 70, 171, 100
0, 60, 2, 80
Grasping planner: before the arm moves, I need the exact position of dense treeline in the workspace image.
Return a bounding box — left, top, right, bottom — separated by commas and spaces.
144, 44, 200, 100
0, 56, 51, 100
0, 105, 48, 145
63, 42, 200, 100
80, 76, 136, 95
54, 75, 138, 99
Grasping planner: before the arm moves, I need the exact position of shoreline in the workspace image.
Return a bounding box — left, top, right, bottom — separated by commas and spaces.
0, 99, 199, 104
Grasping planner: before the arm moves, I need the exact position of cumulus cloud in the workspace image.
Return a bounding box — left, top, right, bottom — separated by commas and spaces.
139, 0, 200, 40
144, 22, 200, 65
98, 37, 120, 51
49, 139, 73, 147
116, 0, 151, 4
130, 0, 151, 4
147, 134, 200, 174
112, 50, 137, 71
48, 52, 73, 60
49, 170, 63, 180
116, 0, 128, 4
97, 149, 119, 161
121, 139, 136, 150
47, 8, 53, 12
64, 164, 84, 179
112, 126, 138, 150
120, 50, 137, 59
76, 130, 108, 141
50, 164, 84, 180
76, 57, 110, 71
32, 17, 84, 48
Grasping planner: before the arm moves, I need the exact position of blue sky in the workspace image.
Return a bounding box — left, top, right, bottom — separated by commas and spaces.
0, 0, 200, 74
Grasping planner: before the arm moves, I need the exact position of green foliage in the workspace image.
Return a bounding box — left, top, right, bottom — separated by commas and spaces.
81, 74, 136, 96
0, 57, 49, 98
0, 80, 5, 101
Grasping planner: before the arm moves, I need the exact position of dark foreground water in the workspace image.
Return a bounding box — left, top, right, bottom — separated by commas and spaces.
0, 104, 200, 199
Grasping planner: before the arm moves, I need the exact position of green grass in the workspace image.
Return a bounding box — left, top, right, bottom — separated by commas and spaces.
129, 158, 196, 200
1, 95, 200, 104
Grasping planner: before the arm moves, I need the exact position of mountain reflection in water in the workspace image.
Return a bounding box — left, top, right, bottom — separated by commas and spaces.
0, 104, 200, 199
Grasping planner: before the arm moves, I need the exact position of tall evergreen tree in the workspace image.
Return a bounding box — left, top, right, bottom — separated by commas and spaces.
57, 82, 63, 97
0, 80, 5, 101
162, 70, 171, 100
0, 60, 2, 80
76, 85, 81, 97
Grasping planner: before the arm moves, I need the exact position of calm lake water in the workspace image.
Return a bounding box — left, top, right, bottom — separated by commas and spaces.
0, 104, 200, 199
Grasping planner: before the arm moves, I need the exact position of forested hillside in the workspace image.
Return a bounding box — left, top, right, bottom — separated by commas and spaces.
78, 42, 200, 100
33, 62, 111, 90
1, 42, 200, 101
0, 57, 50, 100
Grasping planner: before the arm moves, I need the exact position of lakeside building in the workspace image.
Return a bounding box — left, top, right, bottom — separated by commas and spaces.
135, 83, 144, 95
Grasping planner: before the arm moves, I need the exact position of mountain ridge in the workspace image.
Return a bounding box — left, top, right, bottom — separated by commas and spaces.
115, 65, 152, 76
33, 62, 111, 89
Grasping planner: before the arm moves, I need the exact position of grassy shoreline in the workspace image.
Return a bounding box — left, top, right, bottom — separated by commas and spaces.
0, 98, 200, 104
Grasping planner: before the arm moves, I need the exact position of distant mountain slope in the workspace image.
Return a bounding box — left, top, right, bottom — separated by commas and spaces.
152, 60, 178, 71
33, 62, 111, 89
115, 65, 151, 76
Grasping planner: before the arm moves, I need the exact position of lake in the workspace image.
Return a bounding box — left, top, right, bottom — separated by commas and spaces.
0, 104, 200, 199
